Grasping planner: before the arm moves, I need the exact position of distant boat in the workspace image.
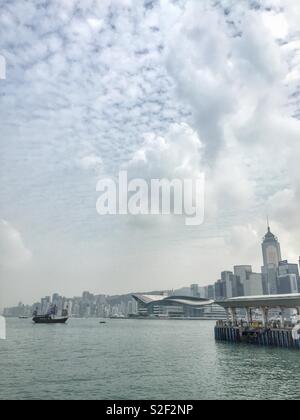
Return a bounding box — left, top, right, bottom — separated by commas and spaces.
19, 316, 29, 319
32, 315, 68, 324
99, 321, 107, 324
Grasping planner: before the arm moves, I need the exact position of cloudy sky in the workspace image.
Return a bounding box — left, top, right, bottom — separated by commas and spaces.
1, 0, 300, 307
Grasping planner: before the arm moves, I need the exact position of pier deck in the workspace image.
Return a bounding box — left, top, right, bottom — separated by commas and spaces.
215, 294, 300, 350
215, 322, 300, 349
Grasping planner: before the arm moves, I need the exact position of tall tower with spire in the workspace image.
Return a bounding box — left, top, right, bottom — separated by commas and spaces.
261, 221, 282, 294
262, 222, 282, 268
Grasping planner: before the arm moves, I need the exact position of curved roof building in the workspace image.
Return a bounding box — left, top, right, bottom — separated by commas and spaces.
132, 294, 225, 320
133, 294, 214, 306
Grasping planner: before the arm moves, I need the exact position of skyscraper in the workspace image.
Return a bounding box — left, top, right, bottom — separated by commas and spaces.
278, 261, 300, 294
261, 223, 282, 295
190, 284, 200, 297
244, 272, 264, 296
262, 225, 282, 268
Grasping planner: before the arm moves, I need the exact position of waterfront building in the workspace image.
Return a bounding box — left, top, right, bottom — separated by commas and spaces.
132, 294, 226, 320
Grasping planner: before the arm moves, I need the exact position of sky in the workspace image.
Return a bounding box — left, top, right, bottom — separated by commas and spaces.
1, 0, 300, 307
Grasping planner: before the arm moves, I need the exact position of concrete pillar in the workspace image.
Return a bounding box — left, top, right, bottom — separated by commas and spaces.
225, 308, 230, 324
246, 307, 252, 325
261, 307, 269, 328
230, 307, 237, 325
279, 307, 285, 329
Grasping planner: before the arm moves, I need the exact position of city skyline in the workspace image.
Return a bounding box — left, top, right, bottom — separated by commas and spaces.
1, 0, 300, 308
4, 221, 300, 314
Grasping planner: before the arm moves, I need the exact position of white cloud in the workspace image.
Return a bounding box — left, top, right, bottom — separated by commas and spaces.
0, 220, 32, 269
78, 154, 103, 172
162, 0, 300, 221
125, 123, 203, 180
261, 12, 289, 39
87, 18, 105, 31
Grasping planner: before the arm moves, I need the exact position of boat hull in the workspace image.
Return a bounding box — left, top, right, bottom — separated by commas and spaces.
32, 316, 68, 324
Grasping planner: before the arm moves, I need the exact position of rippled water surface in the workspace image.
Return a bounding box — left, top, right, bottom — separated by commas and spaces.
0, 318, 300, 400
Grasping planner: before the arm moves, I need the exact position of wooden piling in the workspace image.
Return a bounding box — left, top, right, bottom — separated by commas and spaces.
215, 325, 300, 350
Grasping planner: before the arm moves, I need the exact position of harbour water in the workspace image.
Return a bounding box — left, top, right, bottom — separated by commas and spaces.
0, 318, 300, 400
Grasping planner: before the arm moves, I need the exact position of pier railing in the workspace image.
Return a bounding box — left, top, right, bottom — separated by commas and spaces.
216, 320, 295, 330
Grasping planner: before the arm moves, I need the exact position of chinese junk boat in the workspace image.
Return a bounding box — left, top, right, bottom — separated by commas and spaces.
32, 305, 69, 324
32, 315, 69, 324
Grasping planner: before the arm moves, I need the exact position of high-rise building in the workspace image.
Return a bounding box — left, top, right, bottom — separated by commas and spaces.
234, 265, 252, 296
214, 279, 226, 300
277, 274, 298, 294
190, 284, 200, 297
206, 285, 215, 300
221, 271, 234, 298
234, 265, 252, 285
262, 225, 282, 267
278, 260, 299, 277
244, 272, 263, 296
261, 224, 282, 294
262, 265, 278, 295
231, 276, 244, 298
198, 287, 206, 299
41, 296, 51, 314
277, 260, 299, 294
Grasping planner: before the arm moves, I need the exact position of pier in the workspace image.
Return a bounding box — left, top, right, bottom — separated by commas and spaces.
215, 294, 300, 349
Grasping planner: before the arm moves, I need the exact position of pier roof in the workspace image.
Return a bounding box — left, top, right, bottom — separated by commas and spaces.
216, 294, 300, 309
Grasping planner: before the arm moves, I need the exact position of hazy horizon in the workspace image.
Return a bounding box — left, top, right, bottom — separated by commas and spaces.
0, 222, 296, 309
1, 0, 300, 308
